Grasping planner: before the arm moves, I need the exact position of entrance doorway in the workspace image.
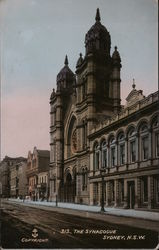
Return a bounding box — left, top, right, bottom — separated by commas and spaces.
127, 181, 135, 209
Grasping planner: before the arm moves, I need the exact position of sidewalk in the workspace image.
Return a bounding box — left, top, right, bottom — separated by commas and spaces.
7, 198, 159, 222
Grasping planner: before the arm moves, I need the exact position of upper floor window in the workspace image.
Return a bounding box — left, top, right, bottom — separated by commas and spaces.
139, 123, 149, 161
156, 133, 159, 157
101, 141, 107, 168
128, 127, 136, 163
83, 121, 87, 149
152, 115, 159, 158
94, 144, 100, 171
109, 136, 116, 167
82, 168, 88, 191
130, 140, 136, 163
111, 147, 115, 167
118, 133, 125, 165
120, 144, 125, 165
142, 136, 149, 160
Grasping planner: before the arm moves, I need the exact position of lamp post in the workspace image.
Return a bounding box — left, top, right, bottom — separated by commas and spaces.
100, 168, 106, 212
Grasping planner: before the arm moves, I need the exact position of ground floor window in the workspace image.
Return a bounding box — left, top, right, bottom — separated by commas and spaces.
142, 177, 148, 203
93, 183, 98, 205
119, 179, 124, 202
110, 181, 115, 202
154, 177, 159, 203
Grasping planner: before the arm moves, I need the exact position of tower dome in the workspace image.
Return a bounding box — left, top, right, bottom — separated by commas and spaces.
57, 55, 75, 91
85, 8, 111, 56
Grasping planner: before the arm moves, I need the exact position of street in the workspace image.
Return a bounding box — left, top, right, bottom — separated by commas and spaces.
1, 200, 158, 249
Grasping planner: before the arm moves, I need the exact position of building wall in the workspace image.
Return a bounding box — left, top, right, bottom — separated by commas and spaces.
26, 147, 50, 200
89, 99, 159, 210
18, 162, 27, 198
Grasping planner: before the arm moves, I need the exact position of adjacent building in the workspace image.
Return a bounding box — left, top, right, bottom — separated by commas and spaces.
49, 9, 159, 210
10, 158, 27, 198
0, 156, 26, 198
26, 147, 50, 200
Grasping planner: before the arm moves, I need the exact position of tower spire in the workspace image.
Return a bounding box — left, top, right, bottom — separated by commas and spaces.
64, 55, 68, 66
95, 8, 101, 22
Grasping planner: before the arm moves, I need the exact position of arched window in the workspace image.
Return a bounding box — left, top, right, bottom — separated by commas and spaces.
101, 140, 107, 168
94, 143, 100, 171
118, 132, 125, 165
139, 123, 149, 161
128, 127, 136, 163
109, 136, 116, 167
151, 115, 159, 158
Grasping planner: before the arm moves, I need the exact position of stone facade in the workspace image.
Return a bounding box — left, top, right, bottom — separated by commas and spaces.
26, 147, 50, 200
49, 9, 159, 211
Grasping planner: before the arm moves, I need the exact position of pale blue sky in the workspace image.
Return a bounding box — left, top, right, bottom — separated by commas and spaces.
0, 0, 158, 158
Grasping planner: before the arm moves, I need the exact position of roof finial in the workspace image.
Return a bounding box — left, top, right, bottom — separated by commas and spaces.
95, 8, 101, 22
132, 78, 136, 89
64, 55, 68, 66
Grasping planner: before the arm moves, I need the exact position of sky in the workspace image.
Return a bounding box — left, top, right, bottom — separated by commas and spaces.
0, 0, 158, 159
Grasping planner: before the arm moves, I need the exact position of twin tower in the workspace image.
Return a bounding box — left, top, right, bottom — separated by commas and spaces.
49, 9, 122, 202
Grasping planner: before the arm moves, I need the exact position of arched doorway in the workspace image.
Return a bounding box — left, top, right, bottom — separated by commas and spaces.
63, 172, 75, 203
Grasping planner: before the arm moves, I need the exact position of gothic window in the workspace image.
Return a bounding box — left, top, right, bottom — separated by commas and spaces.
71, 129, 77, 153
67, 116, 77, 157
83, 121, 87, 149
101, 140, 107, 168
82, 168, 88, 191
94, 143, 100, 171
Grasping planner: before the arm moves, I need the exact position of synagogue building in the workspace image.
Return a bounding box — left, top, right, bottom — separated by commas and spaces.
49, 9, 159, 210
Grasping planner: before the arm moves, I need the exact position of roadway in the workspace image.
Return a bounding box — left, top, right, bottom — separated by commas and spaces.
1, 200, 158, 249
